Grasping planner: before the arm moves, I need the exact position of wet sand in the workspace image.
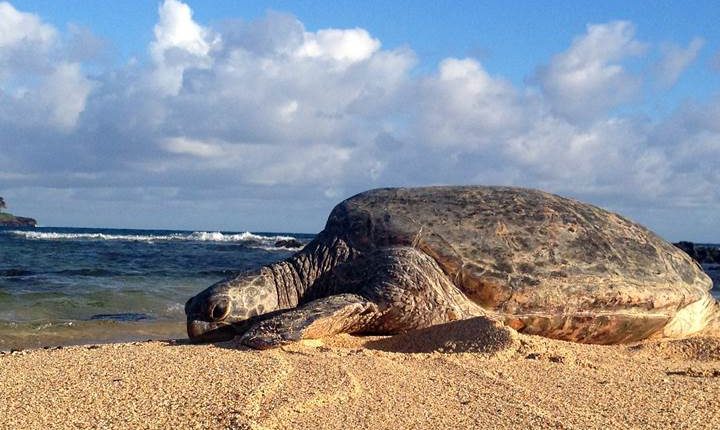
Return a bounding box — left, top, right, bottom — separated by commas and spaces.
2, 318, 720, 429
0, 319, 187, 351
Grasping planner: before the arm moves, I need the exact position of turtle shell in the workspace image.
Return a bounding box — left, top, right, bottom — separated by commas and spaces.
324, 186, 712, 342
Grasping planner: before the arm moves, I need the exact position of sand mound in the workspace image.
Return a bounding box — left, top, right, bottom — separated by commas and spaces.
363, 316, 519, 355
632, 336, 720, 361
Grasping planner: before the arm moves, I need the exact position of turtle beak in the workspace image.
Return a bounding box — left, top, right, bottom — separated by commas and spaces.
186, 319, 237, 342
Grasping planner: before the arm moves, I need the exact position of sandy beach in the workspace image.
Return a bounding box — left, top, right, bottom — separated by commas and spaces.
2, 318, 720, 429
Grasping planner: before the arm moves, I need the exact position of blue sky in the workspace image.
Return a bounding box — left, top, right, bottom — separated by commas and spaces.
1, 0, 719, 240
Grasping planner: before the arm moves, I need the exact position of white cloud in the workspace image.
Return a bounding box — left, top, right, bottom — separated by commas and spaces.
152, 0, 212, 57
0, 1, 55, 49
0, 2, 94, 130
39, 62, 95, 129
149, 0, 219, 95
535, 21, 645, 121
242, 144, 354, 186
161, 137, 225, 158
0, 1, 718, 239
296, 28, 380, 64
655, 37, 704, 88
0, 1, 56, 80
415, 58, 528, 148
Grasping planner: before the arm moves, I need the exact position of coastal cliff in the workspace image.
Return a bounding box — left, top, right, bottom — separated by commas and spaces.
0, 214, 37, 227
0, 197, 37, 227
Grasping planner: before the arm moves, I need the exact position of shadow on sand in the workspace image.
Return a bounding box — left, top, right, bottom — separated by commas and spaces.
172, 316, 520, 356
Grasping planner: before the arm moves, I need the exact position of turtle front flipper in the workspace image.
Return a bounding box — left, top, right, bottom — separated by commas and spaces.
241, 294, 379, 349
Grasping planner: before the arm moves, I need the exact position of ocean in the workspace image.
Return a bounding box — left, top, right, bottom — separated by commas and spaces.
0, 227, 718, 351
0, 227, 312, 350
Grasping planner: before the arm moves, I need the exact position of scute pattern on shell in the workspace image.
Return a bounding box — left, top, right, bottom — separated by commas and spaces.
325, 186, 711, 318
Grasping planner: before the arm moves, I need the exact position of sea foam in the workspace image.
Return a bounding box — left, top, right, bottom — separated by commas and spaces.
8, 230, 300, 247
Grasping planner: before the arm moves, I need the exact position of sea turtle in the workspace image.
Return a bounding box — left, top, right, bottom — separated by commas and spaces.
185, 186, 718, 348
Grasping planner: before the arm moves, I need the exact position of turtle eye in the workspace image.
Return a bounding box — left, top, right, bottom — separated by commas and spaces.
208, 300, 230, 322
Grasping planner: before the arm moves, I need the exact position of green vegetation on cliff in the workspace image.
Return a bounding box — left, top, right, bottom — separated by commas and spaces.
0, 197, 37, 227
0, 213, 16, 222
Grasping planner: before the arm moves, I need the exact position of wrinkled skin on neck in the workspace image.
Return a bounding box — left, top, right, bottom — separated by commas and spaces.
185, 232, 356, 342
185, 269, 280, 342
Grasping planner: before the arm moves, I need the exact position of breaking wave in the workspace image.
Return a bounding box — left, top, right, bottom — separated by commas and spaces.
8, 230, 301, 248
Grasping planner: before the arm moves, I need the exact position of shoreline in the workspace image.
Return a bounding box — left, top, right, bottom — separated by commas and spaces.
0, 319, 188, 352
0, 336, 185, 354
2, 319, 720, 429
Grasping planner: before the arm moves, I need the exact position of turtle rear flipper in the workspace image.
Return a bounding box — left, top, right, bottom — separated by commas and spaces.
241, 294, 379, 349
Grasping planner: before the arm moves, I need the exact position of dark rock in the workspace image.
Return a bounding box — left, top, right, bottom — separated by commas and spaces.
674, 242, 720, 291
674, 241, 697, 260
674, 242, 720, 265
0, 197, 37, 227
274, 239, 304, 249
0, 216, 37, 227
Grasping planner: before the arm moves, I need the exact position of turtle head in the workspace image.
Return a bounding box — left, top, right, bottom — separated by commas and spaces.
185, 271, 279, 342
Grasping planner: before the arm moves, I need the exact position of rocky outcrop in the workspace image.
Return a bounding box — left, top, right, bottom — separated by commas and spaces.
674, 241, 720, 265
0, 215, 37, 227
0, 197, 37, 227
675, 242, 720, 291
274, 239, 304, 249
